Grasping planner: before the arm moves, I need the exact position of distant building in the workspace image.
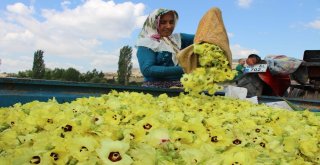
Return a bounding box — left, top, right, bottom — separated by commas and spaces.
0, 73, 7, 77
104, 72, 117, 80
130, 68, 144, 82
104, 68, 144, 83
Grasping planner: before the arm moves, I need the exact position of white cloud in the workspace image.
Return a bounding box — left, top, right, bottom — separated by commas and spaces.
41, 0, 145, 40
0, 0, 147, 73
61, 1, 71, 10
90, 52, 120, 70
237, 0, 253, 8
90, 48, 139, 71
0, 56, 33, 73
46, 61, 85, 71
6, 2, 34, 15
4, 30, 34, 41
231, 44, 259, 59
307, 19, 320, 29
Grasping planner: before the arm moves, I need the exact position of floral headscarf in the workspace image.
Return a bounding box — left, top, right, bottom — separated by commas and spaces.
136, 8, 182, 65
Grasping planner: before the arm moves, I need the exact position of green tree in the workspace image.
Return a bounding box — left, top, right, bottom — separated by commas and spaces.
62, 67, 80, 81
44, 68, 52, 80
117, 45, 132, 85
84, 69, 98, 82
90, 70, 106, 83
51, 68, 65, 80
80, 69, 106, 83
17, 71, 27, 78
98, 70, 105, 79
32, 50, 45, 79
90, 76, 102, 83
17, 70, 31, 78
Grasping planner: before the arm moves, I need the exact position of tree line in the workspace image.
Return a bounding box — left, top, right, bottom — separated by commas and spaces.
12, 46, 135, 85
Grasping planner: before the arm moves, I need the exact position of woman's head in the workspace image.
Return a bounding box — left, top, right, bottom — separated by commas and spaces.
136, 8, 181, 60
246, 54, 261, 66
158, 11, 176, 37
138, 9, 178, 40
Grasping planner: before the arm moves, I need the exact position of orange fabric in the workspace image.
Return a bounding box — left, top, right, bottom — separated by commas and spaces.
258, 69, 290, 96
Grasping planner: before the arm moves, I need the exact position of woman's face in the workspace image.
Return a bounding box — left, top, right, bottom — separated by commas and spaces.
158, 12, 175, 37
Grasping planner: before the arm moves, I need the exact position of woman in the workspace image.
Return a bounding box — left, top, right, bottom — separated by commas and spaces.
136, 8, 194, 88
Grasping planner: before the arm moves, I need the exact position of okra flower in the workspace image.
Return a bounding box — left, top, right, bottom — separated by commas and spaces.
96, 139, 132, 165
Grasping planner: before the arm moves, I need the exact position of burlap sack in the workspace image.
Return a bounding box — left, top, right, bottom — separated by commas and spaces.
177, 45, 198, 73
177, 7, 232, 73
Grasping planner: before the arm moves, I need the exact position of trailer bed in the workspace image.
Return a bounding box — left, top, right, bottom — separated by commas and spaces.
1, 78, 319, 112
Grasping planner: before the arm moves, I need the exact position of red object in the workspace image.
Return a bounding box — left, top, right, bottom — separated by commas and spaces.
258, 69, 290, 96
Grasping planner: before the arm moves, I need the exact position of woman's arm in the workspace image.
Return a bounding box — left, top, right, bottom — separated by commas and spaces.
137, 46, 184, 79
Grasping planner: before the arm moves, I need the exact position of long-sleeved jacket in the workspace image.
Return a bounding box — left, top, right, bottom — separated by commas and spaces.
137, 33, 194, 81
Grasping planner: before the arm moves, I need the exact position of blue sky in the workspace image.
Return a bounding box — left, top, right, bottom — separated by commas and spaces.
0, 0, 319, 73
